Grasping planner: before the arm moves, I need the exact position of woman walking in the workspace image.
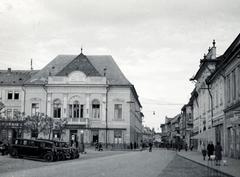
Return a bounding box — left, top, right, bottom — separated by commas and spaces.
215, 142, 222, 166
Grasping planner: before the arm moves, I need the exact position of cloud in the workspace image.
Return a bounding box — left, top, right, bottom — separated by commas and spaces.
0, 0, 240, 131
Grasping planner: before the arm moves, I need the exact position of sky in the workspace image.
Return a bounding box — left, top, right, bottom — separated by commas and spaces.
0, 0, 240, 132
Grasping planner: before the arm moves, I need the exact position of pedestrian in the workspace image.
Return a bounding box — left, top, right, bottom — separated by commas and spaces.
95, 140, 98, 151
130, 142, 133, 150
139, 140, 143, 151
201, 143, 207, 160
185, 143, 188, 151
190, 145, 193, 151
215, 142, 222, 166
149, 141, 153, 152
207, 141, 215, 160
98, 142, 103, 151
134, 142, 137, 149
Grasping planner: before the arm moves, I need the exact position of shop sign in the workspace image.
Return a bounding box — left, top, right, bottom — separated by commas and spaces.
0, 120, 24, 129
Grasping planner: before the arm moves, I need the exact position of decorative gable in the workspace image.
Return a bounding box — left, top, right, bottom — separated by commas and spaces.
56, 53, 101, 77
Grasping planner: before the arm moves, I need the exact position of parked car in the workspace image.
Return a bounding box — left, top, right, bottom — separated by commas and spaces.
38, 139, 79, 160
0, 141, 9, 155
10, 139, 58, 162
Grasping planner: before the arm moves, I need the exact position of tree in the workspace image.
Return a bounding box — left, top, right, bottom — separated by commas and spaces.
24, 113, 51, 139
54, 118, 68, 141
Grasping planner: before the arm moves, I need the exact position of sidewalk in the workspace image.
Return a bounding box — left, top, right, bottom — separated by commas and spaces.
177, 150, 240, 177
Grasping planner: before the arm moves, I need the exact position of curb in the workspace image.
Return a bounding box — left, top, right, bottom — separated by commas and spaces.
177, 153, 235, 177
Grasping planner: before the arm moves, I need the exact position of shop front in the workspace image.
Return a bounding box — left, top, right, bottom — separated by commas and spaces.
0, 120, 24, 143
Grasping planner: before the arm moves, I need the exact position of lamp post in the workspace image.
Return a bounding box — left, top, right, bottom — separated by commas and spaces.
80, 130, 84, 153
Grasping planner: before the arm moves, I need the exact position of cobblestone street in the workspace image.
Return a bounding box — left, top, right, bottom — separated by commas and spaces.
160, 155, 231, 177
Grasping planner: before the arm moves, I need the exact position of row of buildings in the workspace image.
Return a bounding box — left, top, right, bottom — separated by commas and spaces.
161, 33, 240, 159
0, 51, 144, 148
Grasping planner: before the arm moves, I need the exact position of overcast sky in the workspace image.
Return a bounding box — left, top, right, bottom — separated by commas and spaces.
0, 0, 240, 132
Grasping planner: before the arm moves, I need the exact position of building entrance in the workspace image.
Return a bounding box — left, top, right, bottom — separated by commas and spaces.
92, 130, 99, 143
70, 130, 78, 147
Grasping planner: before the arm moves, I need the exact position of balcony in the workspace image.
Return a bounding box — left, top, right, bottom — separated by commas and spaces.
68, 117, 89, 125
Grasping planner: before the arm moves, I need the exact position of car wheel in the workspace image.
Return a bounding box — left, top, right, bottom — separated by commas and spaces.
44, 152, 54, 162
11, 149, 18, 157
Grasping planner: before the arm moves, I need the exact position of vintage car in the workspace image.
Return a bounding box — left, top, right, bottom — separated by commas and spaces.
10, 139, 58, 162
0, 141, 9, 155
38, 139, 79, 160
50, 140, 79, 160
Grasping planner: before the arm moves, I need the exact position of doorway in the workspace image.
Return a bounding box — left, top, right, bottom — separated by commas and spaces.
92, 130, 99, 144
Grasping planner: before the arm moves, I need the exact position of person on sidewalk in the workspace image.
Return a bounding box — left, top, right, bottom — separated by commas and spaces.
215, 142, 222, 166
149, 141, 153, 152
207, 141, 215, 160
201, 143, 207, 160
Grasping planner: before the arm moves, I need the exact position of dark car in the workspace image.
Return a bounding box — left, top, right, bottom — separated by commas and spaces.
10, 139, 57, 162
38, 139, 79, 160
0, 141, 9, 155
51, 140, 79, 160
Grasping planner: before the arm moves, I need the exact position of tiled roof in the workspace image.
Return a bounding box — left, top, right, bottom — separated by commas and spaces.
26, 54, 131, 85
0, 70, 38, 85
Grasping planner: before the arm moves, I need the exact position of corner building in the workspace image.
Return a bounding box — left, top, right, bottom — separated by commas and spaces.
0, 52, 143, 148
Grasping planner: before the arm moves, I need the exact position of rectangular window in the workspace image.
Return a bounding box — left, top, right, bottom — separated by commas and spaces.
73, 104, 79, 118
233, 70, 236, 100
227, 75, 231, 103
14, 92, 19, 100
7, 91, 13, 100
80, 105, 84, 118
53, 106, 61, 118
31, 103, 40, 116
114, 104, 122, 120
92, 104, 100, 119
238, 66, 240, 96
6, 109, 12, 118
13, 109, 19, 119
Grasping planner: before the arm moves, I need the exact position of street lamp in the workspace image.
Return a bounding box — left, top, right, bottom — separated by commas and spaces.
80, 130, 85, 153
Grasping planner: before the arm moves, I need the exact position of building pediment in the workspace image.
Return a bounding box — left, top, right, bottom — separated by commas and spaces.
68, 71, 86, 82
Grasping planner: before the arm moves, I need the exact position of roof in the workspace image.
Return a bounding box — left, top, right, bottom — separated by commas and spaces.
0, 70, 38, 86
191, 58, 220, 81
171, 114, 181, 124
56, 53, 101, 77
206, 34, 240, 84
26, 54, 131, 86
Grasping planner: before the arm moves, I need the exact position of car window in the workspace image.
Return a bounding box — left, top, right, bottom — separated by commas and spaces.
39, 142, 45, 148
45, 142, 53, 148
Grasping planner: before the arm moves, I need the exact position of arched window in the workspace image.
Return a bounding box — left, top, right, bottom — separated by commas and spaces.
53, 99, 61, 118
69, 100, 84, 118
92, 99, 100, 119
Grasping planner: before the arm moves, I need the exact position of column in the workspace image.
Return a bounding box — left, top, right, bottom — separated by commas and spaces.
85, 94, 90, 118
46, 93, 52, 116
63, 94, 68, 118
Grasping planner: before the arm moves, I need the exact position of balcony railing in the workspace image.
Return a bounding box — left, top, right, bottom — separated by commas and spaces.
68, 117, 89, 125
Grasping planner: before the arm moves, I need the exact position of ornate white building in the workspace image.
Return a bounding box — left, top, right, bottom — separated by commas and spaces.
0, 52, 143, 148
